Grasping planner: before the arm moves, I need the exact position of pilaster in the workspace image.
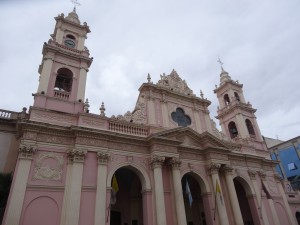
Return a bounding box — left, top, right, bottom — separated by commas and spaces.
207, 163, 229, 225
94, 152, 110, 225
61, 148, 86, 225
169, 157, 187, 225
3, 145, 36, 225
222, 165, 243, 225
150, 155, 167, 225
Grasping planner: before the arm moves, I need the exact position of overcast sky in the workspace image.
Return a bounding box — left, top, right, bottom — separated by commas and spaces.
0, 0, 299, 141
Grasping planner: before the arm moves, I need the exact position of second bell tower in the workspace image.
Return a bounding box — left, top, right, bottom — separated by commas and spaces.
214, 65, 265, 147
33, 9, 93, 114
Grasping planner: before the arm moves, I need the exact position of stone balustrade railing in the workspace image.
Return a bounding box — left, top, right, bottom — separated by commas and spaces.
0, 109, 12, 119
108, 121, 149, 136
54, 90, 70, 100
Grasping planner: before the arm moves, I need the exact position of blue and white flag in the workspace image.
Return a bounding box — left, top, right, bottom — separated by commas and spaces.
186, 179, 193, 207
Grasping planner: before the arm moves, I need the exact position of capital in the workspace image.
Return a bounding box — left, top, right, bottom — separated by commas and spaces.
97, 152, 110, 165
67, 149, 87, 163
248, 169, 257, 180
207, 162, 221, 174
168, 157, 181, 170
258, 170, 266, 180
19, 144, 36, 159
150, 155, 165, 168
274, 173, 283, 182
221, 164, 234, 174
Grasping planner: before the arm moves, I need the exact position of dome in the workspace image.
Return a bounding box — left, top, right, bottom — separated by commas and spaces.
65, 8, 80, 24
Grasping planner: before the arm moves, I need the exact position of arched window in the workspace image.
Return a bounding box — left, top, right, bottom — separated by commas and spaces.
54, 68, 73, 92
228, 121, 238, 139
224, 94, 230, 105
234, 92, 240, 101
66, 34, 75, 40
245, 119, 255, 136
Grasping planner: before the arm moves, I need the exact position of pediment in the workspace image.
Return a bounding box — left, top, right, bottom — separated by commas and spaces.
151, 127, 231, 150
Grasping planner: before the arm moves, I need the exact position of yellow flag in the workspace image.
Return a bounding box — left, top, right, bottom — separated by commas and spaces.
112, 174, 119, 193
216, 179, 223, 204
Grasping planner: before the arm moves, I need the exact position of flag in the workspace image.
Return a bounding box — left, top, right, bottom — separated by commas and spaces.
110, 174, 119, 205
216, 179, 223, 204
186, 179, 193, 207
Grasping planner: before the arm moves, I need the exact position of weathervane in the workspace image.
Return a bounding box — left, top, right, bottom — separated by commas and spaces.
71, 0, 81, 12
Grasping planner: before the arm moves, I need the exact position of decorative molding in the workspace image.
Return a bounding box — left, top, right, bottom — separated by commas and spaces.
67, 149, 87, 163
19, 144, 36, 159
258, 170, 266, 180
274, 173, 283, 182
97, 152, 110, 165
248, 169, 257, 180
156, 70, 195, 96
150, 155, 165, 169
221, 164, 233, 174
33, 152, 63, 181
168, 157, 181, 170
207, 162, 221, 174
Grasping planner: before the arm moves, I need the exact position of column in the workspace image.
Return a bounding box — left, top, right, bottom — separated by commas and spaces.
76, 67, 88, 101
169, 158, 187, 225
62, 149, 86, 225
259, 171, 280, 225
3, 145, 36, 225
94, 152, 109, 225
248, 170, 270, 225
274, 174, 297, 225
151, 155, 167, 225
161, 98, 169, 127
207, 163, 229, 225
142, 189, 154, 225
222, 165, 243, 225
147, 91, 156, 125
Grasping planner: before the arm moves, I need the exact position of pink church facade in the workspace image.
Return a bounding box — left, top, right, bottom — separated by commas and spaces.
2, 9, 300, 225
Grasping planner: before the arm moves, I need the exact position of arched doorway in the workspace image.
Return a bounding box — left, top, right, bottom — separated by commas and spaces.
296, 211, 300, 225
182, 173, 207, 225
233, 178, 254, 225
110, 168, 143, 225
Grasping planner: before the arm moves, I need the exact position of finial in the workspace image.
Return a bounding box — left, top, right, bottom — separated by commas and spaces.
84, 98, 90, 113
200, 90, 204, 99
71, 0, 81, 12
217, 57, 224, 71
147, 73, 151, 83
100, 102, 106, 116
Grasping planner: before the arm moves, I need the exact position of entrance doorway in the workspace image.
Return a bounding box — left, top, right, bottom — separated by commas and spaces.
182, 173, 207, 225
234, 178, 254, 225
110, 168, 143, 225
110, 211, 121, 225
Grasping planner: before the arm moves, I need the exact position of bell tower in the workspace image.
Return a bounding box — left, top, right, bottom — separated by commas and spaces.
33, 8, 93, 114
214, 64, 264, 144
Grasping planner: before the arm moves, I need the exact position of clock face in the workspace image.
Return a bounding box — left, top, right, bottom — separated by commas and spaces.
64, 39, 75, 48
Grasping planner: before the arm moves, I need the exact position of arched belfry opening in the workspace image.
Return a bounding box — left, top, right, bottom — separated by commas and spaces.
110, 167, 143, 225
233, 178, 255, 225
54, 68, 73, 92
245, 119, 256, 136
224, 94, 230, 105
234, 92, 240, 101
182, 173, 207, 225
228, 121, 238, 139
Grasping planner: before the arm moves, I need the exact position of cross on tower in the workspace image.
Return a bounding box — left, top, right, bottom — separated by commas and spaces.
71, 0, 81, 12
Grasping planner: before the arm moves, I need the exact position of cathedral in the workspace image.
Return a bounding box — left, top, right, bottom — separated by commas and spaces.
2, 8, 300, 225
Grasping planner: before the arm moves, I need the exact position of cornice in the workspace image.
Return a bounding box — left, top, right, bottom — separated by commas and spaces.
138, 83, 211, 107
216, 102, 257, 119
